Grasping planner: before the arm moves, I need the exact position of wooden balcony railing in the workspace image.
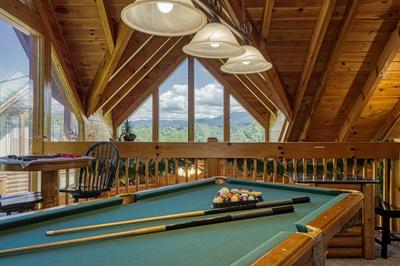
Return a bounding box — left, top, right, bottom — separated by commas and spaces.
44, 141, 399, 203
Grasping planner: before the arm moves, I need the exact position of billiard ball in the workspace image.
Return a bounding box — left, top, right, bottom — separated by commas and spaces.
240, 194, 248, 201
248, 195, 256, 201
213, 196, 224, 204
219, 187, 230, 198
231, 195, 239, 202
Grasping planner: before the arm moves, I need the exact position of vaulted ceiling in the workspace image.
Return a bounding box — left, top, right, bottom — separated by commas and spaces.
32, 0, 400, 142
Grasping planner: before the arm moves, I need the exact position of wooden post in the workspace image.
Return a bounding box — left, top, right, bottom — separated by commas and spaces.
362, 184, 375, 259
273, 158, 277, 183
152, 88, 159, 141
164, 158, 169, 186
188, 56, 195, 142
135, 158, 139, 191
206, 138, 219, 177
125, 158, 129, 192
283, 158, 287, 183
224, 89, 230, 142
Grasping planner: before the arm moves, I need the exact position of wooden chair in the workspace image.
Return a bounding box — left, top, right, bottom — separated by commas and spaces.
60, 142, 119, 203
375, 200, 400, 258
0, 192, 43, 215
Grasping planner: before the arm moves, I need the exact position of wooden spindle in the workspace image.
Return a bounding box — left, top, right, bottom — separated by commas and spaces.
283, 159, 287, 183
302, 158, 307, 179
145, 158, 149, 189
322, 158, 327, 181
262, 158, 267, 182
65, 169, 70, 204
312, 158, 317, 181
333, 158, 337, 180
352, 158, 357, 179
125, 158, 129, 193
194, 158, 198, 180
363, 159, 367, 179
175, 159, 179, 183
204, 159, 208, 179
293, 159, 297, 180
155, 157, 159, 187
343, 159, 348, 179
222, 159, 226, 177
233, 159, 237, 178
135, 158, 140, 191
184, 159, 189, 183
273, 158, 277, 183
252, 159, 257, 181
243, 159, 248, 180
164, 158, 169, 186
115, 165, 120, 195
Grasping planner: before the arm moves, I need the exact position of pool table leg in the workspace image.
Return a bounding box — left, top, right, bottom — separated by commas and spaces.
312, 238, 327, 266
41, 170, 59, 208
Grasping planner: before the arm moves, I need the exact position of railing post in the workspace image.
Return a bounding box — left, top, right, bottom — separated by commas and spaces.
206, 138, 219, 177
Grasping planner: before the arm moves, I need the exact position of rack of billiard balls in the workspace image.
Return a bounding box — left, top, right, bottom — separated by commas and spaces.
212, 187, 263, 208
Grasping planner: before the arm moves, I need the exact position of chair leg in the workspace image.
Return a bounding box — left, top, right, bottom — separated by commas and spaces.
381, 216, 390, 259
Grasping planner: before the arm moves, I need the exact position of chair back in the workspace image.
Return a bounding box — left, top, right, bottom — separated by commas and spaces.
77, 142, 119, 193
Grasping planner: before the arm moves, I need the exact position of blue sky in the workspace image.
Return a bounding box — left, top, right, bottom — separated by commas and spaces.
0, 19, 29, 82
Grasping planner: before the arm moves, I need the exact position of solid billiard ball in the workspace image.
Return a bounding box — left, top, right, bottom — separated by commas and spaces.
231, 195, 239, 202
213, 196, 224, 204
248, 195, 255, 201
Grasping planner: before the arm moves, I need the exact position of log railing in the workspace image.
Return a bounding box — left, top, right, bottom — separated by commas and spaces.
44, 141, 399, 226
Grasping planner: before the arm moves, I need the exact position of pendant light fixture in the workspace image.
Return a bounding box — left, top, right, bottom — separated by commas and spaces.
221, 0, 272, 74
183, 0, 245, 58
221, 45, 272, 74
121, 0, 207, 36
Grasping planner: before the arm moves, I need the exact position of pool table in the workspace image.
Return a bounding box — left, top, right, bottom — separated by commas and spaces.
0, 177, 362, 266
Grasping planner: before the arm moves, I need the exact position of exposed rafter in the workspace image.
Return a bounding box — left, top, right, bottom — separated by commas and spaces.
373, 99, 400, 141
97, 35, 165, 111
299, 0, 361, 141
96, 0, 115, 51
0, 0, 45, 34
337, 22, 400, 142
285, 0, 336, 140
200, 58, 269, 129
103, 37, 186, 114
113, 53, 187, 127
34, 0, 84, 111
85, 21, 134, 116
215, 0, 292, 120
260, 0, 274, 40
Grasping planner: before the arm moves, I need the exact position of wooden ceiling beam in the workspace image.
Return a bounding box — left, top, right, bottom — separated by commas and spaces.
285, 0, 336, 140
96, 0, 115, 51
200, 58, 269, 129
34, 0, 84, 111
299, 0, 361, 141
113, 53, 187, 127
373, 99, 400, 141
103, 37, 186, 114
0, 0, 45, 34
85, 21, 133, 116
260, 0, 274, 40
337, 22, 400, 142
220, 0, 292, 120
97, 35, 166, 111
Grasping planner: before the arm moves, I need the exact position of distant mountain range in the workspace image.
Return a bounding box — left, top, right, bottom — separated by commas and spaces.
128, 112, 255, 127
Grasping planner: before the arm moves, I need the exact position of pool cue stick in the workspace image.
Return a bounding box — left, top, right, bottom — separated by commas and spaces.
46, 196, 309, 236
0, 206, 294, 256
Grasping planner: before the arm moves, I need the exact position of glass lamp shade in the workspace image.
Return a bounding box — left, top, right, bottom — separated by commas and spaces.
220, 45, 272, 74
121, 0, 207, 36
183, 22, 245, 58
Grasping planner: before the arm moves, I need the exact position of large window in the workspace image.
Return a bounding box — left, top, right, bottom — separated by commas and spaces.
117, 96, 152, 142
230, 96, 265, 142
0, 18, 34, 195
195, 60, 224, 142
159, 59, 188, 142
50, 62, 79, 141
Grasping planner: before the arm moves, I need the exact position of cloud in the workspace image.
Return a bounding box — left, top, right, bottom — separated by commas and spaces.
129, 82, 246, 121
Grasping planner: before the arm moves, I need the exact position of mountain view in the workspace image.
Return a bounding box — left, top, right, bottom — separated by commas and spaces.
122, 111, 265, 142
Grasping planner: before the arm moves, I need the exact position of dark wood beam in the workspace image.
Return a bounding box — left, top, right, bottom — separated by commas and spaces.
96, 0, 115, 51
299, 0, 361, 141
261, 0, 274, 40
85, 21, 133, 116
337, 22, 400, 142
35, 0, 84, 112
285, 0, 336, 140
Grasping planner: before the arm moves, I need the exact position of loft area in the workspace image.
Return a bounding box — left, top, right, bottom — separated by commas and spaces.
0, 0, 399, 265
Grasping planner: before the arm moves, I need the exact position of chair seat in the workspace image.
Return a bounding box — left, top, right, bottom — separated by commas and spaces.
60, 185, 110, 199
0, 192, 43, 214
376, 201, 400, 218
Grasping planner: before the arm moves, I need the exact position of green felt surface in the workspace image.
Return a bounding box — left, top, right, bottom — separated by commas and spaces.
0, 180, 341, 266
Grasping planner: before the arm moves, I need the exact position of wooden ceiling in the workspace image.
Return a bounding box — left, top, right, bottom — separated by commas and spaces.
29, 0, 400, 142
